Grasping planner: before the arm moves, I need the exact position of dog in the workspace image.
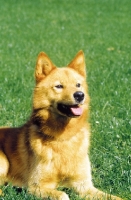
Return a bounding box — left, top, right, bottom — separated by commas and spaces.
0, 51, 122, 199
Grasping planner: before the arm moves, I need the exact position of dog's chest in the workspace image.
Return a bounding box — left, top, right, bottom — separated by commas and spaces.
32, 134, 88, 183
43, 140, 82, 171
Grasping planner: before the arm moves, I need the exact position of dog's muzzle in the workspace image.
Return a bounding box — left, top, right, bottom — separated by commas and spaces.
57, 91, 85, 117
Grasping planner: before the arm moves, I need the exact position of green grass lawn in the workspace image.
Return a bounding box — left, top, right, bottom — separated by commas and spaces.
0, 0, 131, 199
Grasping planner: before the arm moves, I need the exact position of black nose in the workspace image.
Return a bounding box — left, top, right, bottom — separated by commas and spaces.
73, 91, 84, 103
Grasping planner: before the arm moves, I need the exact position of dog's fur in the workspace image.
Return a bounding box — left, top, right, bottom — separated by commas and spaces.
0, 51, 122, 199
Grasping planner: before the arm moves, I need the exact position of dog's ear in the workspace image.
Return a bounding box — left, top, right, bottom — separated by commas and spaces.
68, 50, 86, 77
35, 52, 56, 82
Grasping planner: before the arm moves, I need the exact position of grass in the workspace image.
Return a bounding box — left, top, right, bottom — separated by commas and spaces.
0, 0, 130, 199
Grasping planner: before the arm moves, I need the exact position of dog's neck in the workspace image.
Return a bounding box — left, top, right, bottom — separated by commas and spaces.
30, 109, 86, 140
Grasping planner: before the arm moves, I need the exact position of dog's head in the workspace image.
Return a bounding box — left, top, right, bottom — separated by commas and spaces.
33, 51, 89, 119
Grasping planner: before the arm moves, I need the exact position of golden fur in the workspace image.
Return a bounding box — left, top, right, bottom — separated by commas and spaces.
0, 51, 122, 199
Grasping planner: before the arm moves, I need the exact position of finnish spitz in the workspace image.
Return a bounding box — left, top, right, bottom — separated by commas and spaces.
0, 51, 122, 199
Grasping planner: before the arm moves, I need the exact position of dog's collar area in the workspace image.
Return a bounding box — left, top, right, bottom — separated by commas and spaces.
57, 103, 83, 117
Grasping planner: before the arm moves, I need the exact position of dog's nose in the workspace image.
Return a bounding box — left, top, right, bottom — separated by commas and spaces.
73, 91, 84, 103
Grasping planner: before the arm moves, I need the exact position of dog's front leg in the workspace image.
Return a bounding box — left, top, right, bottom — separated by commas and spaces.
28, 183, 70, 200
70, 180, 122, 200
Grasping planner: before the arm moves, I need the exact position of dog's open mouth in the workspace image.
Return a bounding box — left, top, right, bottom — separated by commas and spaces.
57, 103, 83, 117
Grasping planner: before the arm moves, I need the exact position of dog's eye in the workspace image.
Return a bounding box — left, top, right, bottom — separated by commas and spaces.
76, 83, 81, 87
55, 85, 63, 89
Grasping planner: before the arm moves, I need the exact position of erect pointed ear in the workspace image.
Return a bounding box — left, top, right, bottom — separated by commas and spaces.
68, 50, 86, 77
35, 52, 56, 82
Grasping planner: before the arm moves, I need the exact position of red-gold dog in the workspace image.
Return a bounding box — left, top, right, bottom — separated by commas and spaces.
0, 51, 122, 199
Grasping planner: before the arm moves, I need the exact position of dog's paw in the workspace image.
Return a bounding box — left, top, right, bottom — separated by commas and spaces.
58, 192, 70, 200
0, 189, 4, 196
43, 191, 70, 200
53, 191, 69, 200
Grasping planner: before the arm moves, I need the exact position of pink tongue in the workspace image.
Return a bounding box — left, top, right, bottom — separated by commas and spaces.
70, 107, 83, 116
